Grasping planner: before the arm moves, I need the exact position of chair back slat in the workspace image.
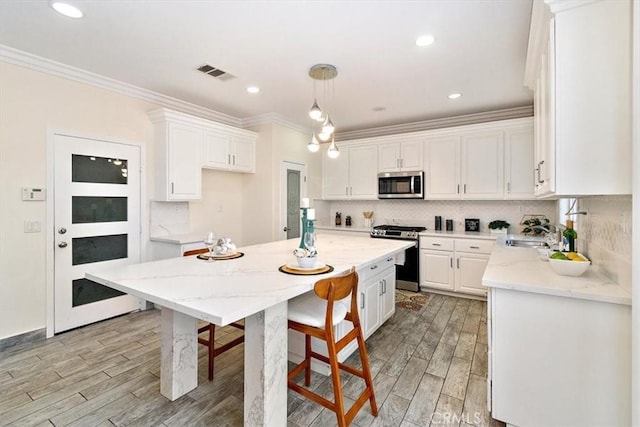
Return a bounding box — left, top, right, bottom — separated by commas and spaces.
314, 267, 357, 301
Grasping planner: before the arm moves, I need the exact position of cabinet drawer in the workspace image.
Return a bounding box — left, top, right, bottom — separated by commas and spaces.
360, 256, 395, 281
419, 236, 454, 251
455, 239, 494, 254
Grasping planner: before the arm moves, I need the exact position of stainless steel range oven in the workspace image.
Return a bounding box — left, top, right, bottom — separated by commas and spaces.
370, 225, 426, 292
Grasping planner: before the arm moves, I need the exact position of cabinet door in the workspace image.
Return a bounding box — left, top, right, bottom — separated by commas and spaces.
425, 137, 460, 199
420, 249, 454, 291
231, 136, 255, 173
202, 130, 230, 170
362, 276, 382, 338
400, 140, 424, 171
349, 145, 378, 199
455, 252, 489, 295
323, 148, 350, 199
380, 266, 396, 322
461, 131, 504, 199
167, 122, 202, 200
505, 124, 535, 200
378, 143, 401, 172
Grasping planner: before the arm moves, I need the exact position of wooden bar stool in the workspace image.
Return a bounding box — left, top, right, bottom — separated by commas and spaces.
287, 267, 378, 426
184, 248, 244, 380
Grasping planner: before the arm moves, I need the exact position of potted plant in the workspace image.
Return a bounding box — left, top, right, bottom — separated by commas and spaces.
488, 220, 510, 234
520, 215, 550, 236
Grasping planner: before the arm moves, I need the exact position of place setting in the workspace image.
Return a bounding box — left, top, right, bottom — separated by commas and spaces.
279, 203, 333, 275
199, 232, 244, 261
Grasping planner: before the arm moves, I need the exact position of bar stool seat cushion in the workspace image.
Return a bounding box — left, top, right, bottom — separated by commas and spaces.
289, 292, 347, 328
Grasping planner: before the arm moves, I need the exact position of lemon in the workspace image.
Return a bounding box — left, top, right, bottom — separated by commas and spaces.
566, 252, 580, 261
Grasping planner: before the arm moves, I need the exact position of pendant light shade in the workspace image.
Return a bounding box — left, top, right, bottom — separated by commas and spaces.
327, 137, 340, 159
317, 131, 332, 142
309, 99, 322, 120
322, 117, 335, 135
308, 134, 320, 152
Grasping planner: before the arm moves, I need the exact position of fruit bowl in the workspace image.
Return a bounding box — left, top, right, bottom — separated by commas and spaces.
548, 253, 590, 277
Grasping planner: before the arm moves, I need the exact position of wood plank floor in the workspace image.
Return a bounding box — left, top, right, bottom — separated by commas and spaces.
0, 292, 505, 426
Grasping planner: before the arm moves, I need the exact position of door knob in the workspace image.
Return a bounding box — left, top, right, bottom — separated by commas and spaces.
58, 227, 67, 234
283, 227, 290, 232
58, 241, 68, 248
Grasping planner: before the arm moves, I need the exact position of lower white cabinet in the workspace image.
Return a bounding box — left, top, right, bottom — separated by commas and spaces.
360, 259, 395, 338
488, 288, 631, 426
420, 236, 494, 296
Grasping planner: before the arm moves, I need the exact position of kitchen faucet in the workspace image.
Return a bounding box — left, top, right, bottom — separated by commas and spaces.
531, 224, 566, 249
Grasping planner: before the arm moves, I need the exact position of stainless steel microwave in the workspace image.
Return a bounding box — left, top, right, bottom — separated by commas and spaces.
377, 171, 424, 199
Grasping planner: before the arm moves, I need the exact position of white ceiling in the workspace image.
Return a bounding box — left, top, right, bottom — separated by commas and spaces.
0, 0, 534, 132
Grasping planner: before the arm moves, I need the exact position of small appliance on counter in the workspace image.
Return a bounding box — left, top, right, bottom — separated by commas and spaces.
371, 224, 426, 292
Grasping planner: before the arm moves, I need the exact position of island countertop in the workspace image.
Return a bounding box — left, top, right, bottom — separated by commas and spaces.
482, 239, 631, 306
87, 234, 414, 326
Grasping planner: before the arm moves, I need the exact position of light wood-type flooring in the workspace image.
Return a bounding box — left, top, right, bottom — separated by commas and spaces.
0, 292, 505, 426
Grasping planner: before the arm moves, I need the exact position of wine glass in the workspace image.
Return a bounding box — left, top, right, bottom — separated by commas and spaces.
303, 231, 316, 257
203, 231, 216, 260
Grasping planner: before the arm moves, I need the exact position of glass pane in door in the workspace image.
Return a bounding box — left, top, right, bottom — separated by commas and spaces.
72, 278, 125, 307
286, 169, 300, 239
72, 196, 128, 223
72, 154, 128, 184
72, 234, 128, 265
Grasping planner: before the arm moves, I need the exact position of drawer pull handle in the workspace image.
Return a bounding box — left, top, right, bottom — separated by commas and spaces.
387, 257, 393, 262
470, 246, 480, 249
432, 243, 441, 247
370, 265, 378, 270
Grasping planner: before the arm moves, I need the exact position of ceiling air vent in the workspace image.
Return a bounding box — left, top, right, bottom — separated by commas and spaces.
197, 64, 236, 81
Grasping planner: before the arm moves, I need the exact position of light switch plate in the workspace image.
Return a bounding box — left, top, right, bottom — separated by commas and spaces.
22, 187, 46, 201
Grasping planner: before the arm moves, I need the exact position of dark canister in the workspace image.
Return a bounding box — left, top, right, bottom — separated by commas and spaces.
446, 219, 453, 231
435, 216, 442, 231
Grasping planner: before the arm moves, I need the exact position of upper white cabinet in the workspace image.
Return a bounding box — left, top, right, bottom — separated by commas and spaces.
525, 0, 631, 197
504, 124, 535, 199
323, 144, 378, 200
151, 118, 203, 201
203, 130, 255, 173
425, 136, 460, 199
149, 109, 257, 201
378, 139, 423, 172
461, 130, 504, 199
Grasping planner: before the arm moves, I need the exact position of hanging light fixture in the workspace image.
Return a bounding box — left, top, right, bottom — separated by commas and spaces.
308, 64, 339, 157
327, 136, 340, 159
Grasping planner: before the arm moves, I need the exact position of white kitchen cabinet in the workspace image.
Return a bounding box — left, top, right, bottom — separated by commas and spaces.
358, 256, 396, 339
526, 0, 631, 197
323, 144, 377, 200
149, 109, 257, 201
361, 274, 382, 338
420, 236, 494, 297
378, 139, 423, 172
460, 130, 504, 199
504, 124, 535, 199
203, 130, 255, 173
152, 119, 203, 201
489, 288, 631, 426
425, 136, 460, 199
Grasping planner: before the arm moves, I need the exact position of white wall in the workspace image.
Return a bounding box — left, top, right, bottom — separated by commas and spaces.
0, 61, 160, 339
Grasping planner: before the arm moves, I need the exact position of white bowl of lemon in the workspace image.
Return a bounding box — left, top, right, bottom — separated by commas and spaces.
548, 252, 590, 276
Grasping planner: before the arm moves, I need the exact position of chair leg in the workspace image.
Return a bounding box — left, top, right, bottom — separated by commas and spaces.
356, 330, 378, 416
304, 334, 312, 386
208, 324, 216, 381
327, 337, 347, 427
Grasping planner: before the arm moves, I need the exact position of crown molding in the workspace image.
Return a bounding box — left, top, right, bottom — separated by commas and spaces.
241, 112, 311, 134
335, 105, 534, 141
0, 44, 242, 127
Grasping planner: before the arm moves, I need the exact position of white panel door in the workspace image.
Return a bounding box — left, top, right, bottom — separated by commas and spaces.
349, 145, 377, 199
54, 135, 141, 333
425, 137, 460, 199
505, 125, 535, 200
461, 131, 504, 199
380, 267, 396, 322
362, 277, 381, 338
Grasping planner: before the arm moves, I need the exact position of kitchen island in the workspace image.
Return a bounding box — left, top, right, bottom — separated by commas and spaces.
87, 234, 413, 427
483, 239, 631, 426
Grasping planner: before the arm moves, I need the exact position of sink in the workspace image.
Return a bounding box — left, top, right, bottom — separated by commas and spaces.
505, 239, 549, 249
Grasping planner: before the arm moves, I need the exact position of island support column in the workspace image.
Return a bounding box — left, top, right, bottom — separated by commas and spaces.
244, 301, 288, 426
160, 307, 198, 400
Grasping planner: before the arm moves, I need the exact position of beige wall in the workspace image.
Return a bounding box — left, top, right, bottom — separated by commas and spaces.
0, 61, 160, 339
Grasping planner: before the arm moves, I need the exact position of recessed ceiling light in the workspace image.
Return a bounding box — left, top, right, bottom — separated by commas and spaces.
448, 93, 461, 99
246, 86, 260, 94
415, 35, 435, 47
51, 2, 83, 18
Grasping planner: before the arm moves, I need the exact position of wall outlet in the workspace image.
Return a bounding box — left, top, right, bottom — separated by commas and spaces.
24, 220, 41, 233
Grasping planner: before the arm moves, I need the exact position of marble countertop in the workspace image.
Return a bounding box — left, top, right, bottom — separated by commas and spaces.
419, 230, 497, 240
482, 238, 631, 306
87, 234, 414, 326
149, 232, 207, 245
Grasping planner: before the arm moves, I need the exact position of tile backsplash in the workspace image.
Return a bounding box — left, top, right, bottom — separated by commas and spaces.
315, 199, 557, 234
149, 201, 190, 236
577, 195, 632, 290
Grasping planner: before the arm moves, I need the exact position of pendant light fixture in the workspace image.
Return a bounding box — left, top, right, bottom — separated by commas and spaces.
308, 64, 339, 158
